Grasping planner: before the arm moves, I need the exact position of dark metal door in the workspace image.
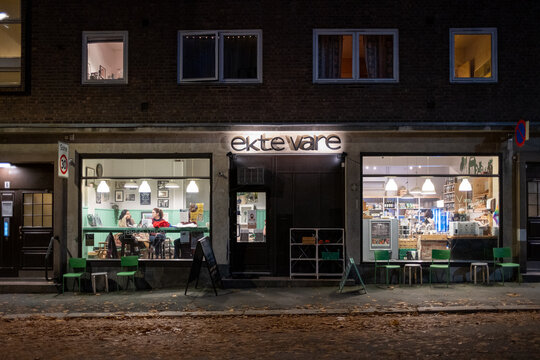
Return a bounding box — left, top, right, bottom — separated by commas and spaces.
0, 191, 18, 276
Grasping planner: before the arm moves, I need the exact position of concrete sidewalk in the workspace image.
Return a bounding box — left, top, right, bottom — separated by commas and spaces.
1, 282, 539, 319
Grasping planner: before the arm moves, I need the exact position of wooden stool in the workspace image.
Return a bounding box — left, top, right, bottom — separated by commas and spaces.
91, 272, 109, 294
403, 264, 422, 285
470, 262, 489, 284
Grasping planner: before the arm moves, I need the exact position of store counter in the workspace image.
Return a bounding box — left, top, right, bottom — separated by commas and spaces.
448, 235, 498, 261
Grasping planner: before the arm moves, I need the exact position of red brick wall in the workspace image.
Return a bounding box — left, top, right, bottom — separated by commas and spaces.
0, 0, 539, 125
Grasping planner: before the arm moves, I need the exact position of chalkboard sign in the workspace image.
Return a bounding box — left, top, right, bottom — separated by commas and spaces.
339, 258, 367, 294
185, 237, 222, 296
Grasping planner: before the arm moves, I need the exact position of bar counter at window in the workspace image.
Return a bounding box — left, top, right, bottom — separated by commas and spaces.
362, 155, 499, 262
81, 158, 211, 260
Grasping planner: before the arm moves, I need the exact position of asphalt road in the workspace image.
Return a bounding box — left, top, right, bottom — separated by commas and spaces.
1, 311, 539, 359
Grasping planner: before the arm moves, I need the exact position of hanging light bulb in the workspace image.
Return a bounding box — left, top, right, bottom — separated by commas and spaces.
186, 180, 199, 193
124, 180, 138, 189
422, 178, 436, 195
96, 180, 110, 193
385, 178, 398, 191
139, 180, 151, 193
459, 178, 472, 192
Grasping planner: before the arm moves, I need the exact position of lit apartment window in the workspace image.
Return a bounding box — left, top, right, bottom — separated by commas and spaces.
82, 31, 128, 84
314, 29, 399, 83
178, 30, 262, 83
450, 28, 497, 83
0, 0, 22, 86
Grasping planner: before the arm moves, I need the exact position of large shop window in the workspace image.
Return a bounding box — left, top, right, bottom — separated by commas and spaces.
362, 155, 500, 262
81, 157, 211, 260
450, 28, 497, 83
0, 0, 22, 87
82, 31, 128, 84
314, 29, 399, 83
178, 30, 262, 83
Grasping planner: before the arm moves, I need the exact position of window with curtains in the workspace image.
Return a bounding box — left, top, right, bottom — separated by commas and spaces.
178, 30, 262, 83
313, 29, 398, 83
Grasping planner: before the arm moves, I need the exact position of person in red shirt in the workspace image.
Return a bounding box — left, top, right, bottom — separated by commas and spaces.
151, 207, 170, 258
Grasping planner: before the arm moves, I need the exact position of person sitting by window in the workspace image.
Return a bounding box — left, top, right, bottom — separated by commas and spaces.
150, 207, 170, 258
118, 209, 136, 227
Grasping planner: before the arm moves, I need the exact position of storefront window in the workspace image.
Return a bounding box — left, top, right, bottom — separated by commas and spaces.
362, 155, 500, 262
236, 192, 266, 243
81, 157, 211, 260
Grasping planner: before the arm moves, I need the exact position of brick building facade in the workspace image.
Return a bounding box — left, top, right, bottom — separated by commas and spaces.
0, 1, 538, 285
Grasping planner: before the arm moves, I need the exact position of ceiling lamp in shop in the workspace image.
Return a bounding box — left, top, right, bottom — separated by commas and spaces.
459, 178, 472, 192
96, 180, 110, 193
186, 180, 199, 193
421, 178, 436, 195
410, 186, 422, 195
139, 180, 151, 193
385, 178, 398, 192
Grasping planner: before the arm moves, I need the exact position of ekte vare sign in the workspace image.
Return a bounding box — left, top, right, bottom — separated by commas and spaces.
230, 132, 342, 153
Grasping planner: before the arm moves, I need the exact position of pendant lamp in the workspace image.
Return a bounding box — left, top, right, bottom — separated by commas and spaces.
459, 178, 472, 192
410, 186, 422, 195
186, 180, 199, 193
385, 178, 398, 191
97, 180, 110, 193
422, 178, 436, 195
139, 180, 151, 193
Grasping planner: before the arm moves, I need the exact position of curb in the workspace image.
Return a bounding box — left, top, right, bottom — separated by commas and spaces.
2, 305, 539, 320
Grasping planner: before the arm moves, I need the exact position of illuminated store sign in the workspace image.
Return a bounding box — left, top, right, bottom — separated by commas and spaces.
230, 133, 342, 153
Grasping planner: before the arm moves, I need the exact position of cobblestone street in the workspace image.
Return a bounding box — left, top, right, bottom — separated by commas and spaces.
1, 311, 539, 359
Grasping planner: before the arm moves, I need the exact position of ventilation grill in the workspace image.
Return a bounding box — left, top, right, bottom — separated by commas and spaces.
237, 167, 265, 185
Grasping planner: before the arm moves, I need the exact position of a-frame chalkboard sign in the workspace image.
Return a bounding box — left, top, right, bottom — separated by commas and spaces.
339, 257, 367, 294
185, 237, 223, 296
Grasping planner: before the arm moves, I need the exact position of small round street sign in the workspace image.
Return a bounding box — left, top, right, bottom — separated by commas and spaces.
60, 154, 68, 175
515, 119, 527, 147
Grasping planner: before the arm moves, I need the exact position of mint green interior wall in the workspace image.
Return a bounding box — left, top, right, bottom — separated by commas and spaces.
82, 208, 211, 257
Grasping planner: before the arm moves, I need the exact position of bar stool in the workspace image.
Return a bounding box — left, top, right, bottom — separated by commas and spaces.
91, 272, 109, 294
403, 264, 423, 286
470, 262, 489, 284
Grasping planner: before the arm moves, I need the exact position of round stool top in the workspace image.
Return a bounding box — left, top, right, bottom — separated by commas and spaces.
404, 263, 422, 268
471, 262, 488, 266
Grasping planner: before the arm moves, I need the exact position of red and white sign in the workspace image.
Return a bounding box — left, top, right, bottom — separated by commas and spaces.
58, 142, 69, 178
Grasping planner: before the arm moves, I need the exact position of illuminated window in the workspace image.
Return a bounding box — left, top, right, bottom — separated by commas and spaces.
82, 31, 128, 84
0, 0, 22, 87
178, 30, 262, 83
314, 29, 399, 83
450, 28, 497, 83
23, 192, 53, 228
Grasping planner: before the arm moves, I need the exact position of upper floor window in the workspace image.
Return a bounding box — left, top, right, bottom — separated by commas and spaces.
313, 29, 399, 83
82, 31, 128, 84
0, 0, 22, 88
178, 30, 262, 83
450, 28, 497, 83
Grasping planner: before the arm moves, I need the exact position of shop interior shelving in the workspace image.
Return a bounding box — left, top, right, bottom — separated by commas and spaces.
290, 228, 345, 279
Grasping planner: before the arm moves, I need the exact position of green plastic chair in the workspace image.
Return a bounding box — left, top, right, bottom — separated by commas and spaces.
63, 258, 87, 293
374, 250, 401, 285
493, 247, 521, 285
116, 255, 139, 291
429, 249, 450, 287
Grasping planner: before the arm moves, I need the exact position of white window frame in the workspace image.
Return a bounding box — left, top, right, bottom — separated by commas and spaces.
178, 30, 263, 84
313, 29, 399, 84
449, 28, 497, 83
82, 31, 128, 85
